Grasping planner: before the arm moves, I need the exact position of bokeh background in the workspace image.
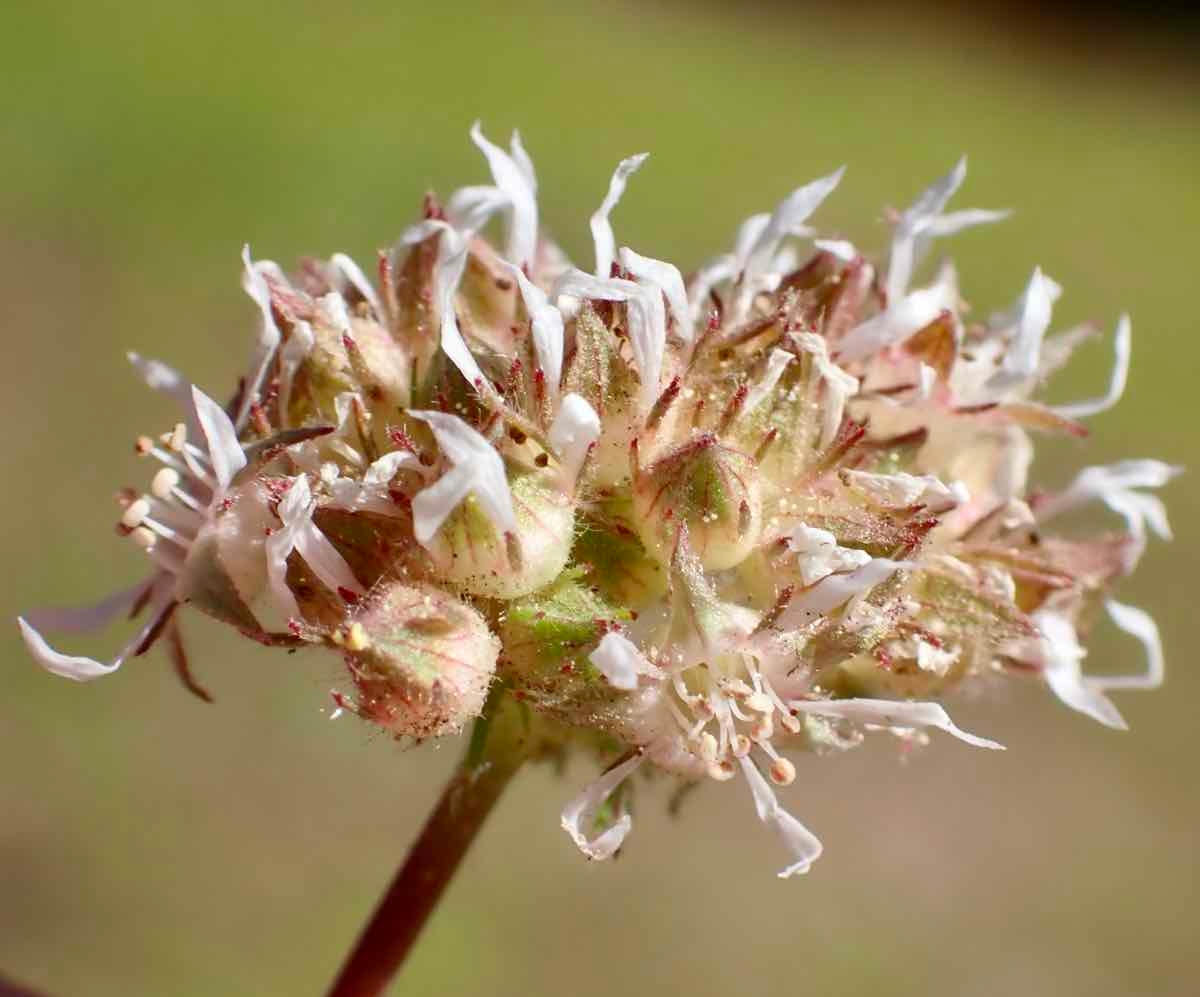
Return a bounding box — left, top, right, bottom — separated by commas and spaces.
2, 2, 1196, 995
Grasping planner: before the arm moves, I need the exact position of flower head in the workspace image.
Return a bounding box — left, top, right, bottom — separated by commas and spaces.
17, 128, 1176, 878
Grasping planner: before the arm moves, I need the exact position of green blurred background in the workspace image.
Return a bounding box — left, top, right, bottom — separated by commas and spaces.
2, 2, 1196, 994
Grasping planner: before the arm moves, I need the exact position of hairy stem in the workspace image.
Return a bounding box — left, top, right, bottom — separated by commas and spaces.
326, 696, 530, 997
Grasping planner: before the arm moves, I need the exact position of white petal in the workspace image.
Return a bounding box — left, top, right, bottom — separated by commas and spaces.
329, 252, 382, 319
989, 267, 1055, 390
561, 751, 645, 860
794, 333, 859, 447
445, 185, 510, 234
780, 558, 911, 629
590, 153, 649, 277
1033, 610, 1128, 731
509, 130, 537, 191
554, 269, 665, 409
191, 386, 247, 492
21, 578, 155, 636
294, 522, 362, 597
842, 470, 962, 510
619, 247, 691, 340
238, 245, 283, 429
549, 393, 601, 484
886, 157, 966, 301
503, 262, 564, 395
409, 410, 517, 545
686, 254, 737, 327
588, 631, 662, 691
1094, 600, 1164, 691
277, 319, 315, 427
837, 279, 957, 361
470, 122, 539, 266
401, 220, 484, 388
1052, 314, 1132, 419
17, 579, 173, 682
743, 348, 794, 415
813, 238, 858, 262
921, 207, 1011, 238
786, 524, 871, 586
742, 167, 845, 287
737, 755, 823, 878
362, 450, 418, 489
789, 698, 1004, 749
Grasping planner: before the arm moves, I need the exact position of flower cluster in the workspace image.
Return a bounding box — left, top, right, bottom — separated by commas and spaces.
18, 125, 1175, 877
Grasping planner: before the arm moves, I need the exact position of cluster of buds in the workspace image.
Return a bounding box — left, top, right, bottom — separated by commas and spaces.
18, 125, 1175, 877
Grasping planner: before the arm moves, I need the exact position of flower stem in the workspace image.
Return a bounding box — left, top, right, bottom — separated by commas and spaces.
326, 695, 530, 997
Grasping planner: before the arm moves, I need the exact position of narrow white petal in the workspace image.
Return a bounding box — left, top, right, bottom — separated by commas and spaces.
554, 269, 664, 409
238, 245, 283, 429
813, 238, 858, 262
504, 262, 564, 394
191, 386, 247, 491
742, 166, 845, 286
409, 410, 517, 545
686, 254, 737, 326
445, 185, 509, 234
921, 207, 1011, 238
509, 130, 537, 191
1094, 600, 1164, 691
786, 524, 871, 586
991, 267, 1055, 388
1033, 610, 1128, 731
470, 122, 539, 266
549, 393, 601, 484
842, 470, 963, 510
743, 348, 793, 415
21, 577, 154, 635
837, 279, 957, 361
561, 752, 645, 860
277, 319, 315, 427
780, 558, 911, 629
795, 333, 859, 446
17, 581, 173, 682
619, 247, 691, 340
591, 153, 649, 278
329, 252, 382, 318
265, 523, 301, 620
1053, 314, 1132, 419
737, 756, 823, 878
294, 523, 362, 597
789, 698, 1004, 749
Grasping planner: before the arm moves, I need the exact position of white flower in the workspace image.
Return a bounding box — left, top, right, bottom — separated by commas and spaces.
1051, 314, 1132, 420
778, 557, 912, 629
18, 376, 248, 681
619, 246, 691, 342
448, 122, 539, 267
408, 410, 517, 546
329, 252, 383, 319
787, 697, 1004, 750
837, 261, 959, 362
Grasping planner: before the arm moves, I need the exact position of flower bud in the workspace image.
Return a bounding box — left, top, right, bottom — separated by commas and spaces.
631, 433, 763, 570
426, 465, 575, 599
286, 296, 410, 428
339, 582, 499, 739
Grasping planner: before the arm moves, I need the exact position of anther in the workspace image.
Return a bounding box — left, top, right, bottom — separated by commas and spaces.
151, 468, 181, 500
120, 497, 151, 529
130, 525, 157, 550
769, 757, 796, 786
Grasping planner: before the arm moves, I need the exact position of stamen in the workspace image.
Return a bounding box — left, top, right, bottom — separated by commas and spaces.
151, 468, 181, 500
120, 497, 151, 529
